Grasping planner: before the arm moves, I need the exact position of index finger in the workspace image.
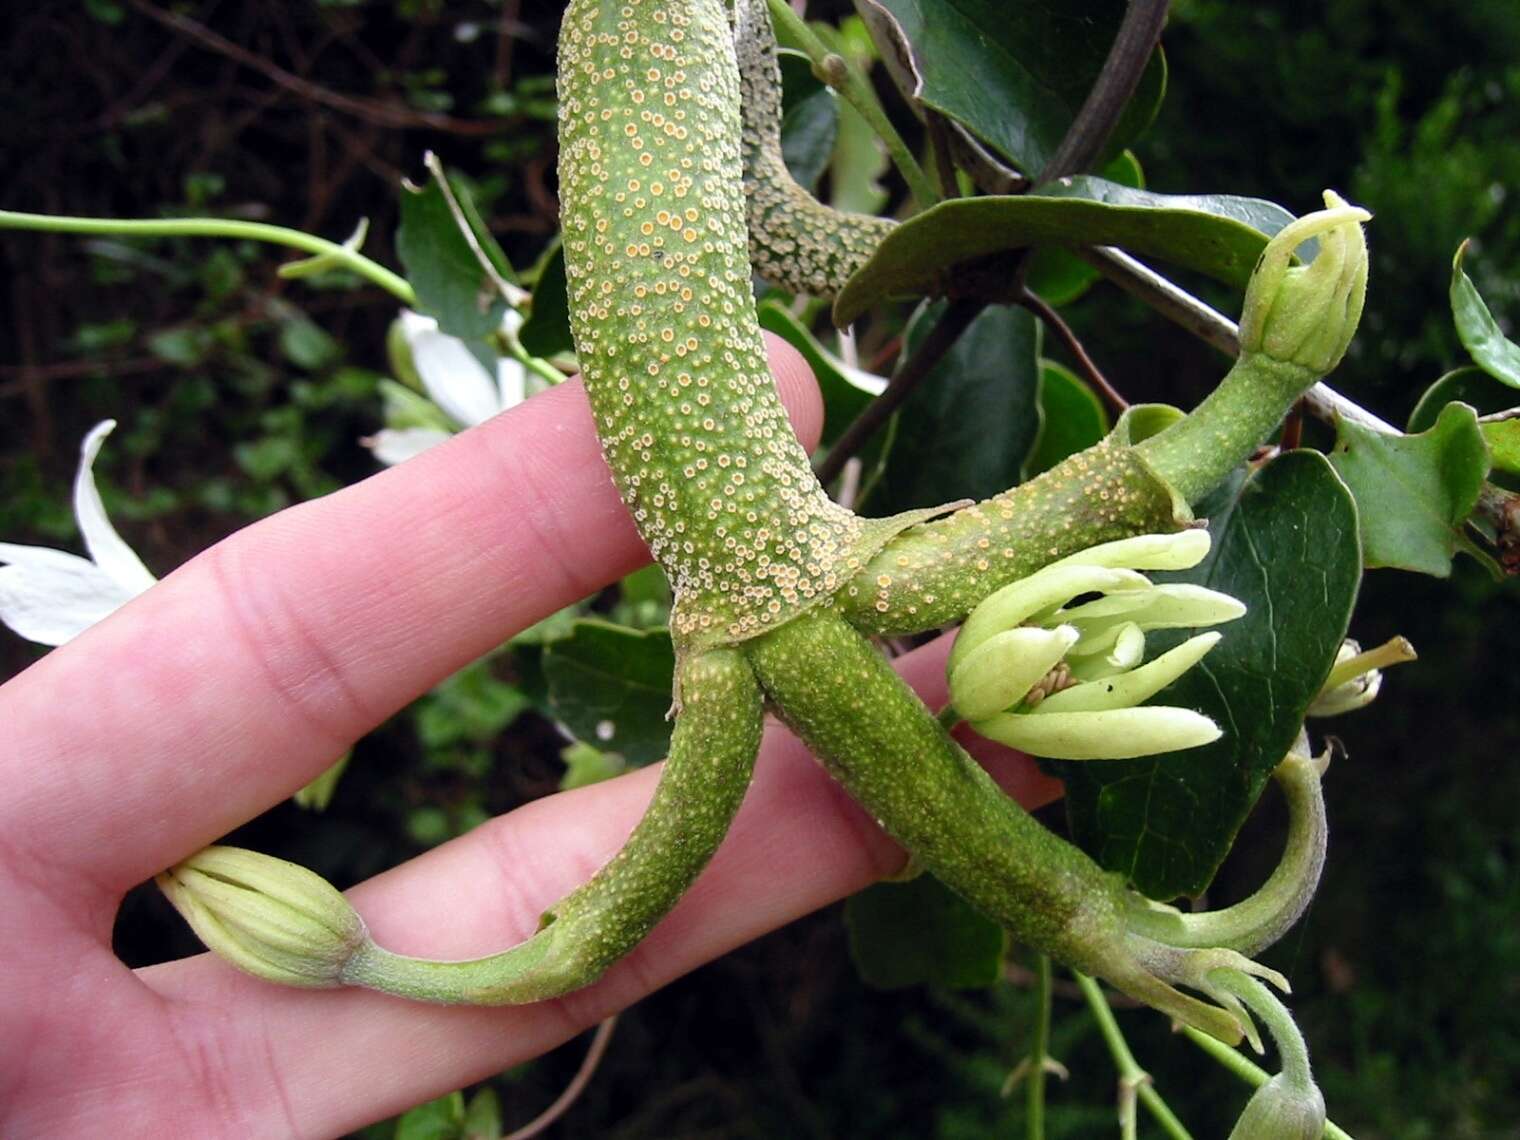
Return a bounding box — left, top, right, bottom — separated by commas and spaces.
0, 337, 822, 897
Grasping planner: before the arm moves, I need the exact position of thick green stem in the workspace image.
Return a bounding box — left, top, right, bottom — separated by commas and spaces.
1137, 353, 1314, 504
839, 438, 1188, 635
735, 0, 897, 297
763, 0, 936, 207
342, 648, 762, 1003
747, 607, 1244, 1044
1126, 750, 1327, 956
0, 209, 415, 303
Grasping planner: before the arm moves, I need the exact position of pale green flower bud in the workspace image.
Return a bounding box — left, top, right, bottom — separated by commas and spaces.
1308, 635, 1416, 717
1228, 1074, 1327, 1140
157, 845, 368, 988
949, 531, 1243, 760
1238, 190, 1371, 375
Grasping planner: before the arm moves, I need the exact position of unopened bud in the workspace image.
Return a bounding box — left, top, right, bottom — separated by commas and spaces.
1228, 1073, 1327, 1140
157, 845, 367, 988
1238, 190, 1370, 375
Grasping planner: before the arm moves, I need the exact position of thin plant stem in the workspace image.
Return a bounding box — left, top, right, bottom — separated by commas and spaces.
503, 1016, 619, 1140
0, 209, 415, 304
421, 151, 529, 308
1074, 972, 1193, 1140
1035, 0, 1170, 184
1026, 953, 1053, 1140
1182, 1027, 1355, 1140
814, 298, 984, 483
1018, 288, 1129, 412
765, 0, 938, 206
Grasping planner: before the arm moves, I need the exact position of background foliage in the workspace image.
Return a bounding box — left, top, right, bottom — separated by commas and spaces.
3, 1, 1519, 1135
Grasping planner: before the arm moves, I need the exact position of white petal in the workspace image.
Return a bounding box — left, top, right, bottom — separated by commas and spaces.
950, 625, 1079, 721
500, 306, 526, 339
364, 427, 454, 466
1049, 530, 1212, 572
398, 308, 440, 342
412, 330, 503, 427
950, 566, 1148, 673
73, 421, 156, 596
496, 356, 527, 410
1038, 632, 1223, 714
0, 554, 139, 646
971, 706, 1222, 760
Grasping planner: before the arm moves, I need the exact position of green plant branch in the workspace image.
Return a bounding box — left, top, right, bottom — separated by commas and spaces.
0, 209, 416, 304
1182, 1028, 1354, 1140
1075, 972, 1193, 1140
764, 0, 937, 207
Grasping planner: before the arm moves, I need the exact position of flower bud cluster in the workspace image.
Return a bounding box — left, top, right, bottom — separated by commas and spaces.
157, 846, 368, 988
949, 531, 1245, 760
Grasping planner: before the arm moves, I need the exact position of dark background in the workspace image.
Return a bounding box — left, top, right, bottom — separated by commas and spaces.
3, 1, 1519, 1136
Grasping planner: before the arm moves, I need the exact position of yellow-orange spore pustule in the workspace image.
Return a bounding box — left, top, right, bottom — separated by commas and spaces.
558, 0, 929, 655
731, 0, 895, 299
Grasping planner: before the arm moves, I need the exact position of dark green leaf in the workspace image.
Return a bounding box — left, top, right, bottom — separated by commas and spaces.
1051, 452, 1361, 899
518, 243, 573, 359
834, 180, 1295, 325
278, 316, 342, 371
416, 656, 530, 749
1024, 151, 1145, 306
394, 1091, 465, 1140
846, 873, 1007, 989
1407, 366, 1517, 432
1451, 240, 1520, 388
866, 301, 1041, 516
757, 299, 881, 447
1331, 402, 1490, 577
1023, 360, 1109, 477
869, 0, 1164, 175
778, 52, 838, 192
397, 175, 505, 342
543, 620, 675, 766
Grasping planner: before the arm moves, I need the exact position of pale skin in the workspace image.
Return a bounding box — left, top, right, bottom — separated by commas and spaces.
0, 336, 1057, 1139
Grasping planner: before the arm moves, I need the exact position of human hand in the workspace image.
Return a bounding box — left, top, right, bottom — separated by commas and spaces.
0, 337, 1058, 1138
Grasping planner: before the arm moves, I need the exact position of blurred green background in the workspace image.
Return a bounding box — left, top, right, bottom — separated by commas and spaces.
3, 1, 1518, 1136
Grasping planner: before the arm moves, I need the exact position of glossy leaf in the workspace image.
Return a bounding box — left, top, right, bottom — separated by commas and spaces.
518, 242, 573, 359
834, 179, 1295, 325
396, 175, 506, 342
1451, 240, 1520, 388
1050, 452, 1361, 899
543, 620, 675, 766
1483, 420, 1520, 477
1025, 151, 1145, 306
757, 300, 881, 446
867, 0, 1165, 176
865, 300, 1041, 516
1407, 365, 1516, 432
1331, 402, 1490, 577
1023, 360, 1109, 477
846, 873, 1007, 989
